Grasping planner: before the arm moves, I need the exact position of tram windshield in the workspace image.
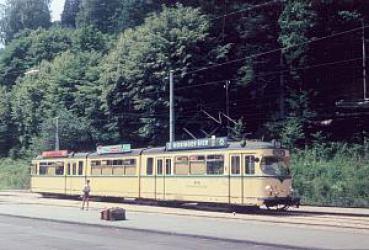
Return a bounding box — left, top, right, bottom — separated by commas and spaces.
260, 156, 290, 176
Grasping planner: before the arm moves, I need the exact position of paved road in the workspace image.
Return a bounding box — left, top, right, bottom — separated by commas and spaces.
0, 202, 368, 250
0, 215, 301, 250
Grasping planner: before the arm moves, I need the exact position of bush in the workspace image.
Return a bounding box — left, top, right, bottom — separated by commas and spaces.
291, 140, 369, 207
0, 158, 30, 190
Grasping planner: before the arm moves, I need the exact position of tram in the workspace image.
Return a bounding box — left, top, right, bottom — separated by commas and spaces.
31, 137, 300, 208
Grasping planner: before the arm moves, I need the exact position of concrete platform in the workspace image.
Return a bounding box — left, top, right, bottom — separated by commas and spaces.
0, 192, 368, 250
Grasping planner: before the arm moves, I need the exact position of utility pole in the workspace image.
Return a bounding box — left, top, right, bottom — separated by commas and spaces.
169, 70, 175, 143
279, 50, 285, 118
55, 117, 59, 151
362, 19, 368, 100
225, 80, 230, 136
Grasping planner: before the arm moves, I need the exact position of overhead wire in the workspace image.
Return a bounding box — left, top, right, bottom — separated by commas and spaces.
176, 24, 367, 77
175, 57, 363, 90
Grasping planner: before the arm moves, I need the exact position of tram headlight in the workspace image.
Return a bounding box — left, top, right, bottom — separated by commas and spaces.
265, 185, 273, 196
289, 186, 294, 194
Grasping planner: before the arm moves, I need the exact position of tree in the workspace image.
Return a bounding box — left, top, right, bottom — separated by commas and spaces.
0, 27, 74, 87
76, 0, 161, 33
101, 5, 211, 145
0, 0, 51, 43
32, 107, 93, 152
76, 0, 123, 33
278, 0, 317, 80
0, 86, 15, 156
116, 0, 161, 31
61, 0, 81, 28
9, 59, 50, 150
9, 50, 111, 153
72, 25, 108, 52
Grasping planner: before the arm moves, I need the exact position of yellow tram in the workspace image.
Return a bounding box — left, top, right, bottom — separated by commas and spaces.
31, 138, 300, 208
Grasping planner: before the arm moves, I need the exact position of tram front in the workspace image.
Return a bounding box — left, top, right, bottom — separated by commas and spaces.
258, 149, 300, 209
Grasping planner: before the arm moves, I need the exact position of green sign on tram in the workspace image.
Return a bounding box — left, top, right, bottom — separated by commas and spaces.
166, 137, 228, 151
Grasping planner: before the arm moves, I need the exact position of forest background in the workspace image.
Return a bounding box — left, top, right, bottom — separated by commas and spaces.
0, 0, 368, 207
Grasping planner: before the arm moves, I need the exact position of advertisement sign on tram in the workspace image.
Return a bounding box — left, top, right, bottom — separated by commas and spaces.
42, 150, 69, 158
97, 144, 131, 154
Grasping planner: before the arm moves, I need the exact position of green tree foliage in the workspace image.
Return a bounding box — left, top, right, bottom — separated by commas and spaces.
0, 28, 74, 87
0, 0, 51, 43
0, 0, 368, 207
32, 107, 93, 152
117, 0, 161, 31
101, 5, 210, 145
0, 87, 15, 156
10, 50, 110, 152
72, 25, 108, 52
76, 0, 122, 33
279, 0, 317, 80
61, 0, 81, 28
76, 0, 160, 33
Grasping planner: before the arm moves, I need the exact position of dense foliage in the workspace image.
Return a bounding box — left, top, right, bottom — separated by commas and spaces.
292, 140, 369, 207
0, 0, 368, 206
0, 158, 30, 189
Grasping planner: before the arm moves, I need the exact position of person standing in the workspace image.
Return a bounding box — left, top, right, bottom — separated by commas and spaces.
81, 180, 91, 210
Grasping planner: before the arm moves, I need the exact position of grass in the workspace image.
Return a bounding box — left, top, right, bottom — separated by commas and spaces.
291, 142, 369, 208
0, 158, 30, 190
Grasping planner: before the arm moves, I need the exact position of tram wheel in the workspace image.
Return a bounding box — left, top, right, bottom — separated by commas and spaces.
266, 204, 289, 212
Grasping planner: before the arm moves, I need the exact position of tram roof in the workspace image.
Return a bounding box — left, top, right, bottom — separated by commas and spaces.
88, 148, 145, 158
141, 141, 276, 154
35, 141, 278, 160
35, 152, 90, 160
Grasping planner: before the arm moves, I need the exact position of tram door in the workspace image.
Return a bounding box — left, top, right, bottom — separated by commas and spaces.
155, 158, 165, 200
229, 154, 243, 204
242, 154, 257, 205
65, 161, 73, 195
65, 160, 84, 195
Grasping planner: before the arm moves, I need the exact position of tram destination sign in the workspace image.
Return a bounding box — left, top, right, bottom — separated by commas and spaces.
97, 144, 131, 154
166, 137, 228, 151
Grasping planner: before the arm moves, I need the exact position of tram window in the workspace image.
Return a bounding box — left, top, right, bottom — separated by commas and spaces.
48, 165, 56, 175
91, 160, 101, 166
206, 155, 224, 175
124, 159, 136, 175
39, 163, 48, 175
174, 156, 189, 175
55, 162, 64, 175
67, 163, 71, 175
147, 158, 154, 175
113, 159, 124, 175
113, 166, 124, 175
157, 159, 163, 175
91, 166, 102, 175
113, 160, 123, 166
165, 159, 172, 175
78, 161, 83, 175
31, 164, 37, 175
72, 163, 77, 175
245, 156, 255, 175
231, 156, 241, 175
189, 155, 206, 175
102, 164, 113, 175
